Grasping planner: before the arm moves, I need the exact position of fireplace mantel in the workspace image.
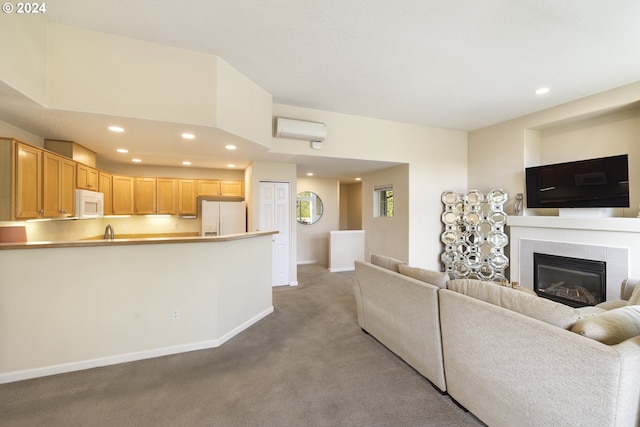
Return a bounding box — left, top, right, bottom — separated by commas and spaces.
507, 215, 639, 302
507, 216, 640, 233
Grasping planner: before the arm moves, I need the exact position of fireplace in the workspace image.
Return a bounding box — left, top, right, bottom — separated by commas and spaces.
533, 253, 606, 307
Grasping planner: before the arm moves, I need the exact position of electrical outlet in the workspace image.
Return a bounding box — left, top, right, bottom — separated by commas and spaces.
171, 309, 180, 320
81, 226, 87, 235
172, 223, 178, 230
121, 223, 127, 231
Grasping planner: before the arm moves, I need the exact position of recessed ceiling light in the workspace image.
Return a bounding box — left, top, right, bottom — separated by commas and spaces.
355, 177, 362, 181
227, 163, 235, 168
181, 133, 195, 140
307, 172, 314, 176
131, 158, 142, 163
182, 161, 191, 166
116, 148, 129, 153
225, 144, 237, 150
108, 126, 124, 133
535, 87, 550, 95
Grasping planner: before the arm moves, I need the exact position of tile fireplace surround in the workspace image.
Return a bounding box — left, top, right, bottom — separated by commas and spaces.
508, 216, 640, 302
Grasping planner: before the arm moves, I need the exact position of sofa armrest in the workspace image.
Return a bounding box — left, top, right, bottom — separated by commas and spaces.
354, 260, 446, 391
439, 289, 640, 427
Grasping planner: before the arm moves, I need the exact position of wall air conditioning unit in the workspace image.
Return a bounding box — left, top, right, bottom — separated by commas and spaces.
275, 118, 326, 149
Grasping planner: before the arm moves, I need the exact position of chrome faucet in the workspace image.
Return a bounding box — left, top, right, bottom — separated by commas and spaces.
104, 224, 115, 240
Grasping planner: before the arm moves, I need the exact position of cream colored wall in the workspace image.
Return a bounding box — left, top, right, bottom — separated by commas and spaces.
339, 182, 362, 230
468, 82, 640, 218
0, 14, 47, 103
3, 20, 272, 149
539, 107, 640, 217
216, 58, 273, 147
47, 23, 218, 126
0, 235, 273, 382
98, 162, 244, 180
296, 177, 340, 266
362, 165, 410, 262
273, 104, 467, 270
0, 120, 44, 147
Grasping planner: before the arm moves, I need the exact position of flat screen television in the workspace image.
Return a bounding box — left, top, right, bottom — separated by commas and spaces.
525, 154, 629, 208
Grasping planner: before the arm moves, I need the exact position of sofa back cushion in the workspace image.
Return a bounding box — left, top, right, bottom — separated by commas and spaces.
447, 279, 582, 329
398, 264, 449, 289
570, 305, 640, 345
370, 253, 406, 273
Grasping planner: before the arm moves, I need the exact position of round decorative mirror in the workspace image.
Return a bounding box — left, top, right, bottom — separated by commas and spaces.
296, 191, 324, 225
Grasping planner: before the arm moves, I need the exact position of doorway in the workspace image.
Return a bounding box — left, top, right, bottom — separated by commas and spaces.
258, 181, 290, 286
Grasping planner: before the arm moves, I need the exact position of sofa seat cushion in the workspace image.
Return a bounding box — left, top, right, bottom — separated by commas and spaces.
570, 305, 640, 345
398, 264, 449, 289
447, 279, 582, 329
370, 253, 406, 272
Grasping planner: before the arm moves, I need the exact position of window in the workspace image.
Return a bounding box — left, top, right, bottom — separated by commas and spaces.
374, 186, 394, 218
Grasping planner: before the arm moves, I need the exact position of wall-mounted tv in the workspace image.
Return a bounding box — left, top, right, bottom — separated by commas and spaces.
525, 154, 629, 209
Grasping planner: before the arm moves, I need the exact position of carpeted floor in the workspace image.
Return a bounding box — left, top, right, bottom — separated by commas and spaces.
0, 264, 484, 426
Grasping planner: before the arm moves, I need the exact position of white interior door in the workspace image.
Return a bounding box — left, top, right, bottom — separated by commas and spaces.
258, 181, 290, 286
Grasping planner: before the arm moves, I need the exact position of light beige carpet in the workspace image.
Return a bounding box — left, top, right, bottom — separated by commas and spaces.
0, 264, 484, 426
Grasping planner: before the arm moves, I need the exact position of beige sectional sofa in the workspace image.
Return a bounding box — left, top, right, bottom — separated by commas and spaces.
353, 255, 640, 427
353, 258, 449, 392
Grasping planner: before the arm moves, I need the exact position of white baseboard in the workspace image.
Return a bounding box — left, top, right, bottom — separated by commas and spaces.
297, 260, 318, 265
328, 267, 355, 272
0, 306, 274, 384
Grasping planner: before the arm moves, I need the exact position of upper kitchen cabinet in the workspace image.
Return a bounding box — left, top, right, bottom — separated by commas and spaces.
156, 178, 177, 214
112, 175, 135, 215
12, 141, 43, 220
0, 138, 75, 221
99, 171, 112, 215
135, 177, 176, 215
134, 177, 156, 214
77, 163, 99, 190
221, 180, 244, 197
196, 179, 244, 198
196, 179, 220, 197
177, 179, 196, 215
42, 152, 76, 218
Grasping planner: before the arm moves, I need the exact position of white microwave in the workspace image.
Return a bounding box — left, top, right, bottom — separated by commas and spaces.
75, 189, 104, 218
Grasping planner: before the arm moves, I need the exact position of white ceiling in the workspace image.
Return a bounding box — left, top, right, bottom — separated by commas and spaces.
3, 0, 640, 179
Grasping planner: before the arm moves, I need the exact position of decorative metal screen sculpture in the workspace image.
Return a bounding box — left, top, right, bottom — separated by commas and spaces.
440, 189, 509, 281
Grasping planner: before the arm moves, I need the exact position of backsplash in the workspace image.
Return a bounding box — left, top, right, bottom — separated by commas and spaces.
0, 216, 200, 242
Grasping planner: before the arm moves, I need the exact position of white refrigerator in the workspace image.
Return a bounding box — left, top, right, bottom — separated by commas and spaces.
201, 200, 246, 236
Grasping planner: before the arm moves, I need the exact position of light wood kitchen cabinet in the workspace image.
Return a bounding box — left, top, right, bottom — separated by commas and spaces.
135, 177, 176, 214
196, 179, 220, 197
14, 142, 43, 220
177, 179, 196, 215
42, 152, 76, 218
221, 180, 244, 197
134, 177, 156, 214
2, 138, 246, 220
99, 171, 112, 215
77, 163, 99, 190
112, 175, 135, 215
156, 178, 177, 214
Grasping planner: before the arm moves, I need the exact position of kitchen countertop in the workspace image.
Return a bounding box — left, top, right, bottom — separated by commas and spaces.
0, 230, 277, 250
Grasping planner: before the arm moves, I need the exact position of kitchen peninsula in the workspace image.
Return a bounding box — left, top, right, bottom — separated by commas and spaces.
0, 231, 277, 384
